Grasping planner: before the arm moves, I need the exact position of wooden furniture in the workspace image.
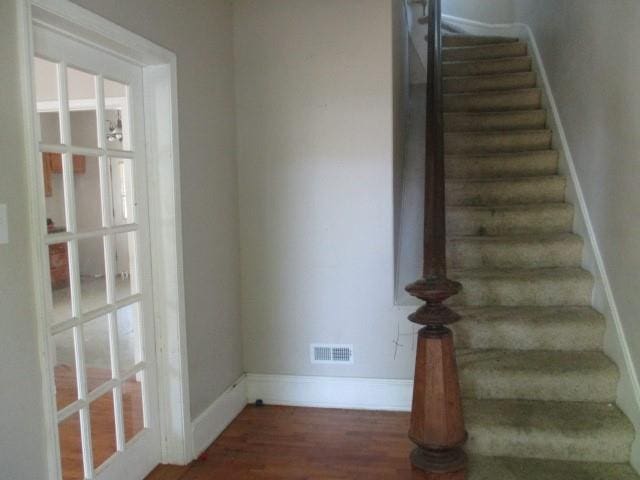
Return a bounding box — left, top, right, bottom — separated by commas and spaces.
48, 237, 70, 289
42, 152, 86, 197
404, 0, 467, 477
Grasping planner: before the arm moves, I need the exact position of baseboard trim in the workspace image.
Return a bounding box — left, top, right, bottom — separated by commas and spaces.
246, 374, 412, 412
443, 13, 640, 470
191, 375, 248, 458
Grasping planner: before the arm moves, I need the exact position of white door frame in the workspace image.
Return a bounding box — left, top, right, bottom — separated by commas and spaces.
16, 0, 193, 477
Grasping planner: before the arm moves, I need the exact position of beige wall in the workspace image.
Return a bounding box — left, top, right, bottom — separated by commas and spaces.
443, 0, 514, 24
0, 1, 48, 477
235, 0, 417, 379
67, 0, 244, 419
511, 0, 640, 466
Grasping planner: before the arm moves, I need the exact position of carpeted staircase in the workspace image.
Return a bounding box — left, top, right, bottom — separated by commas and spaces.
435, 34, 639, 478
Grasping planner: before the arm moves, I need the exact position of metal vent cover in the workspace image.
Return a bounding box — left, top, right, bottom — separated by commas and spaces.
310, 344, 354, 364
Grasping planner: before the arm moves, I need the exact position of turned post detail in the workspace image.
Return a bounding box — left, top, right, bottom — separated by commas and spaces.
405, 0, 467, 476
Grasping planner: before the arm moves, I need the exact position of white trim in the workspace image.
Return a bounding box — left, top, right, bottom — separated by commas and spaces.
246, 374, 412, 412
17, 1, 63, 477
37, 96, 126, 113
191, 376, 248, 458
143, 59, 193, 463
20, 0, 193, 473
443, 12, 640, 468
31, 0, 174, 65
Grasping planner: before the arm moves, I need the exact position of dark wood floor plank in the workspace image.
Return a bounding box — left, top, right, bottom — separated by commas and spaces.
147, 405, 420, 480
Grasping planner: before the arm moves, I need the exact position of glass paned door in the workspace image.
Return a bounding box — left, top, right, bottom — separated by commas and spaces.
34, 25, 161, 480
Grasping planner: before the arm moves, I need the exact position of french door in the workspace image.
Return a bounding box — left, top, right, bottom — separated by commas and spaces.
33, 24, 161, 480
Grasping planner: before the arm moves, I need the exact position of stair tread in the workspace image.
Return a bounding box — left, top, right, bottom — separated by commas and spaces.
449, 231, 581, 243
458, 349, 616, 376
447, 174, 562, 184
446, 129, 551, 136
445, 71, 536, 82
443, 42, 527, 51
443, 35, 520, 45
445, 109, 546, 118
442, 42, 528, 62
453, 306, 605, 351
448, 202, 570, 211
465, 398, 634, 462
451, 266, 591, 280
443, 57, 532, 77
465, 398, 633, 439
444, 56, 532, 66
456, 305, 603, 323
446, 150, 557, 159
468, 455, 640, 479
445, 87, 540, 98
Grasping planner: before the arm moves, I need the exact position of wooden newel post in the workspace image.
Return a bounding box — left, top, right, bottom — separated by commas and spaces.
405, 0, 467, 476
405, 279, 467, 476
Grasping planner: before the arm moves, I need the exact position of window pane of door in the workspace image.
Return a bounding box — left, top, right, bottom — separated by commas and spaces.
89, 391, 118, 469
35, 57, 61, 144
104, 79, 130, 150
53, 328, 78, 411
58, 412, 84, 480
116, 303, 142, 373
122, 374, 144, 442
83, 315, 113, 393
74, 155, 103, 233
67, 67, 98, 149
77, 236, 107, 313
42, 152, 68, 234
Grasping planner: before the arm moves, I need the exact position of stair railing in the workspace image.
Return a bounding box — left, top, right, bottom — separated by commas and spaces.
405, 0, 468, 476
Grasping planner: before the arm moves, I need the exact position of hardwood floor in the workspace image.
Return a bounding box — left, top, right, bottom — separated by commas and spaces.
56, 366, 145, 480
147, 405, 430, 480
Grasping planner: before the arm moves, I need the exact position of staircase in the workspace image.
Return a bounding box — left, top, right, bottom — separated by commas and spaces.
437, 34, 639, 477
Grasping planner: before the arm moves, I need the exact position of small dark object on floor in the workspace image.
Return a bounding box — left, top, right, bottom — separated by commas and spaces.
255, 399, 264, 407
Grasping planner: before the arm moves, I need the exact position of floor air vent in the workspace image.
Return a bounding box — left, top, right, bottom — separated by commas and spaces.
311, 344, 354, 364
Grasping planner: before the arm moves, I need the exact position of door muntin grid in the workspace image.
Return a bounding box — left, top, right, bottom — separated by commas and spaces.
34, 34, 158, 480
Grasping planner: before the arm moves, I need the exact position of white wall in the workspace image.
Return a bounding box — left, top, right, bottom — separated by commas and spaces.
235, 0, 417, 380
443, 0, 515, 24
67, 0, 245, 419
510, 0, 640, 467
0, 1, 48, 477
393, 0, 410, 273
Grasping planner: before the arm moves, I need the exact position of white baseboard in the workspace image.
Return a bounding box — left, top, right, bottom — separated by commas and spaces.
443, 14, 640, 470
191, 375, 248, 458
246, 373, 413, 412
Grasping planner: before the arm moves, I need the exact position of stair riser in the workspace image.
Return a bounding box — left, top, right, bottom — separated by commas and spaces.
453, 315, 605, 351
443, 42, 528, 62
466, 427, 631, 463
460, 368, 617, 403
445, 111, 546, 132
448, 274, 593, 307
447, 206, 573, 236
446, 153, 559, 179
444, 57, 532, 77
443, 36, 520, 48
446, 177, 565, 206
444, 73, 537, 94
447, 237, 581, 269
445, 131, 552, 155
444, 91, 542, 113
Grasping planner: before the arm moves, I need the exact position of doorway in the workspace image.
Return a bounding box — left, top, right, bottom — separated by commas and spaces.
33, 23, 160, 480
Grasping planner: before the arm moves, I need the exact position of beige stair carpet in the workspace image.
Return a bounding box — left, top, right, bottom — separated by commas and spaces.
424, 33, 640, 478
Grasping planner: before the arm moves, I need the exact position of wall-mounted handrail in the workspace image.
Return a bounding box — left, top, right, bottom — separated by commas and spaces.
404, 0, 467, 475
